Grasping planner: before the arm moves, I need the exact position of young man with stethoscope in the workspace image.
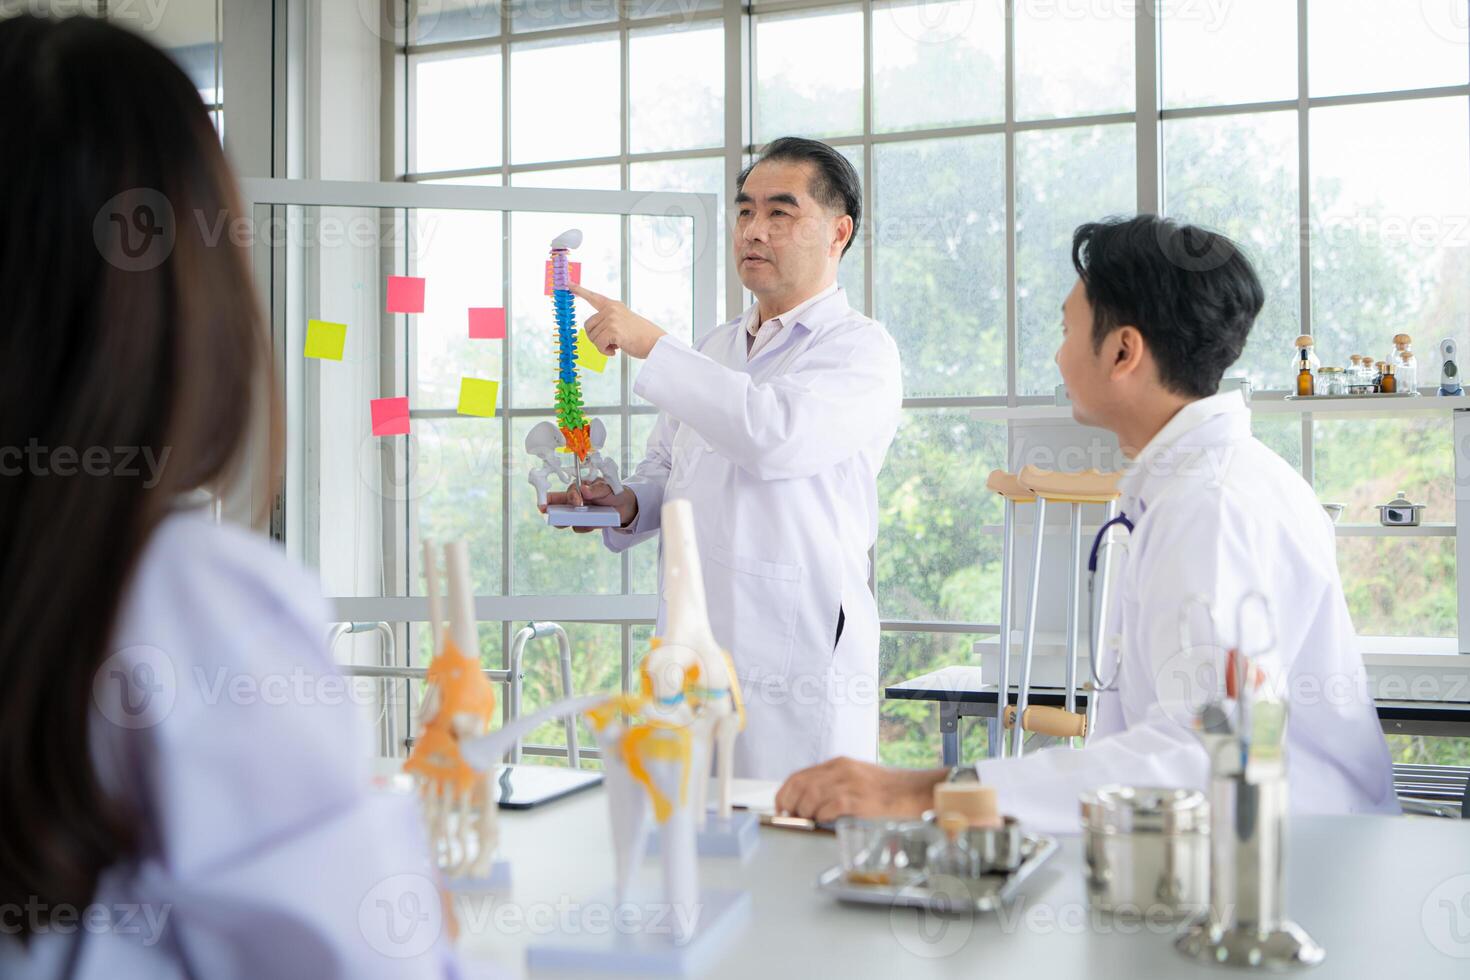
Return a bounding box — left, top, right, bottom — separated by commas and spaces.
775, 215, 1400, 832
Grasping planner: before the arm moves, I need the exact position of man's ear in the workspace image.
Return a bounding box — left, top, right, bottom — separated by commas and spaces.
832, 215, 854, 257
1109, 325, 1147, 381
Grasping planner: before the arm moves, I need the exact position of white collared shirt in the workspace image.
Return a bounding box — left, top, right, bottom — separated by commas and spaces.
743, 281, 840, 360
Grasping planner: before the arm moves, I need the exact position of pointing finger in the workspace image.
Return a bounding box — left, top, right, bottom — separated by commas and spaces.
567, 282, 612, 310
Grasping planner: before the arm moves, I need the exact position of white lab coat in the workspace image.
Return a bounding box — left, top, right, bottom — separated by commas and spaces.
603, 286, 903, 782
1, 508, 459, 979
974, 391, 1400, 833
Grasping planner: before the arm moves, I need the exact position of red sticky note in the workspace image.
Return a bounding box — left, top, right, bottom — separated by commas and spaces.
469, 307, 506, 340
544, 261, 582, 296
386, 276, 426, 313
370, 397, 411, 436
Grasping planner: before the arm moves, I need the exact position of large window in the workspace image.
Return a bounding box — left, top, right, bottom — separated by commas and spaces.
1160, 0, 1470, 652
392, 0, 1470, 766
401, 0, 726, 758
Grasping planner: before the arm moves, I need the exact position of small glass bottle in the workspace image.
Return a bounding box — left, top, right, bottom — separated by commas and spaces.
1296, 347, 1314, 397
1348, 355, 1364, 392
1395, 334, 1419, 392
1294, 336, 1319, 393
1381, 363, 1397, 394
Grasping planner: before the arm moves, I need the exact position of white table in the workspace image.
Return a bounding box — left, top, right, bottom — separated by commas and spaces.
457, 786, 1470, 979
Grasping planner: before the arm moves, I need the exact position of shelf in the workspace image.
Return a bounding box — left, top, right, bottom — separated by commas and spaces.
968, 522, 1454, 537
968, 390, 1468, 423
1334, 523, 1455, 537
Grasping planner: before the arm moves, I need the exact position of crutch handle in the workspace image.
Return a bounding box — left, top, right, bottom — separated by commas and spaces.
1003, 704, 1088, 738
1017, 466, 1124, 504
985, 469, 1036, 503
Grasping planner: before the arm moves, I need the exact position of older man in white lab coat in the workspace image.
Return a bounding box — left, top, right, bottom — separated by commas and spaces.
543, 137, 903, 781
775, 215, 1399, 831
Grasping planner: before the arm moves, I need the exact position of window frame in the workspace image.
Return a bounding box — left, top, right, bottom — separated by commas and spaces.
373, 0, 1470, 745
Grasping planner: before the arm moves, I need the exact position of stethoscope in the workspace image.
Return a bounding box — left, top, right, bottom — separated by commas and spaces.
1084, 511, 1134, 693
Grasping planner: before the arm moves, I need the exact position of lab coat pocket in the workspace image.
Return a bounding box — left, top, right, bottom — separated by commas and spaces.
707, 544, 803, 684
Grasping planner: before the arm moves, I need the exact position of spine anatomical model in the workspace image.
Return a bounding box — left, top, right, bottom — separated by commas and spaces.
404, 540, 500, 881
526, 229, 623, 520
550, 232, 590, 457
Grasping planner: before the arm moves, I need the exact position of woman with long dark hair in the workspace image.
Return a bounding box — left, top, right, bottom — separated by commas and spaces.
0, 15, 459, 977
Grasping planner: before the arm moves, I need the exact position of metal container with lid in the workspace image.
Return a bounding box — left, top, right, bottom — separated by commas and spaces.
1080, 786, 1209, 918
1377, 490, 1425, 527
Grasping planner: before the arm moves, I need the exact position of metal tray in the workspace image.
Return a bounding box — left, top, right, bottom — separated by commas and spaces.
817, 834, 1058, 913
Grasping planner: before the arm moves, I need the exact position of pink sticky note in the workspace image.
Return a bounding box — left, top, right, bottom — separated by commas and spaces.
544, 261, 582, 296
386, 276, 426, 313
469, 307, 506, 340
370, 397, 411, 436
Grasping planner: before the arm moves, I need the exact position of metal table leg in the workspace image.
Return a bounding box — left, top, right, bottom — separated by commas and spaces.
940, 700, 961, 767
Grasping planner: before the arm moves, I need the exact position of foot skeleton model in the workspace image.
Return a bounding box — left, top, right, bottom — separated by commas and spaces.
404, 540, 500, 881
526, 229, 623, 524
463, 500, 745, 942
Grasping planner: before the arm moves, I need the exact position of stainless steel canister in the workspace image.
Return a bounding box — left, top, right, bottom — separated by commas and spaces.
1080, 785, 1209, 918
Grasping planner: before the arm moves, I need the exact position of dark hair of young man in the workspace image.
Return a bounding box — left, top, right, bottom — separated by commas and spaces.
1072, 215, 1265, 399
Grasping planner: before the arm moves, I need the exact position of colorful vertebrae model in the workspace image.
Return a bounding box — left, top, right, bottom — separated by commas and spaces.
526, 229, 622, 511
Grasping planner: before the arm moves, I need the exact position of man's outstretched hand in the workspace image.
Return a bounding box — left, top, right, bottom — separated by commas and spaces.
569, 283, 667, 359
774, 757, 949, 824
540, 480, 639, 533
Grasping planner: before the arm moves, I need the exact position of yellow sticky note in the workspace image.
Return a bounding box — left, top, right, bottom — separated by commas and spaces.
457, 377, 499, 417
576, 329, 609, 374
304, 319, 347, 361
